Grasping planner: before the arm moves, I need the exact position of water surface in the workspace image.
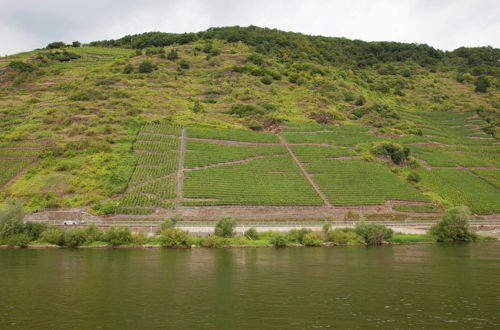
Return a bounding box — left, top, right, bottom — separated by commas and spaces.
1, 243, 499, 329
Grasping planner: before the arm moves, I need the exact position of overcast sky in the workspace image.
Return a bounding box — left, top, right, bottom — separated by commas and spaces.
1, 0, 498, 55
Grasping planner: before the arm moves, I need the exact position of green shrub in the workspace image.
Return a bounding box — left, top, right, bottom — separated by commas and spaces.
46, 41, 66, 49
40, 228, 65, 246
201, 235, 227, 248
429, 206, 477, 242
82, 223, 103, 243
191, 100, 204, 113
63, 229, 86, 247
474, 75, 490, 93
5, 234, 31, 247
159, 228, 192, 247
138, 60, 157, 73
260, 75, 273, 85
8, 61, 35, 73
24, 222, 49, 241
0, 218, 25, 243
244, 228, 259, 240
214, 217, 236, 238
123, 64, 134, 74
270, 233, 287, 247
103, 226, 133, 246
179, 60, 190, 69
369, 141, 410, 164
355, 221, 393, 245
407, 171, 421, 183
167, 49, 179, 61
327, 228, 363, 244
91, 200, 118, 216
286, 228, 312, 244
132, 231, 148, 245
157, 216, 180, 234
302, 232, 323, 246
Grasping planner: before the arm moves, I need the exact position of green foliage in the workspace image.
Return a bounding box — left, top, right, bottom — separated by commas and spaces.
91, 200, 118, 216
327, 228, 363, 244
159, 228, 192, 247
82, 223, 103, 243
157, 216, 179, 233
354, 221, 393, 245
260, 75, 273, 85
429, 206, 477, 242
138, 60, 157, 73
179, 60, 190, 69
214, 217, 236, 238
191, 100, 204, 113
8, 61, 35, 73
103, 226, 133, 246
201, 235, 227, 248
244, 228, 259, 240
369, 141, 410, 164
407, 171, 421, 183
39, 228, 65, 246
123, 64, 134, 74
167, 48, 179, 60
46, 41, 66, 49
286, 228, 312, 243
187, 127, 279, 143
302, 232, 323, 246
63, 229, 86, 247
270, 233, 287, 247
474, 75, 490, 93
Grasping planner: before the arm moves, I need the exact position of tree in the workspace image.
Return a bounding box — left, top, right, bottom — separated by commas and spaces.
46, 41, 66, 49
214, 217, 236, 238
72, 41, 81, 47
123, 64, 134, 74
138, 60, 156, 73
179, 60, 190, 69
159, 228, 192, 247
429, 206, 477, 242
474, 75, 490, 93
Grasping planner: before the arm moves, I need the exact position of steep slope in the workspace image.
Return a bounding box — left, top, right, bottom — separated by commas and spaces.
0, 27, 498, 216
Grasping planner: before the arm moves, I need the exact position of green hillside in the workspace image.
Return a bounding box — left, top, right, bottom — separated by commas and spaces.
0, 26, 498, 216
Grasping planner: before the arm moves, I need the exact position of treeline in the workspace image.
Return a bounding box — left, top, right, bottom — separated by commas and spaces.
87, 26, 499, 75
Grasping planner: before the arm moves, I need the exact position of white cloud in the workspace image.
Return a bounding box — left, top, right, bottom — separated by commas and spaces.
0, 0, 498, 55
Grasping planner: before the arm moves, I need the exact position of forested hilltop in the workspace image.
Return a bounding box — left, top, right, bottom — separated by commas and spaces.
0, 26, 498, 216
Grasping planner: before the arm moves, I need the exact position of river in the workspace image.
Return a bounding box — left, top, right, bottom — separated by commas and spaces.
1, 243, 499, 329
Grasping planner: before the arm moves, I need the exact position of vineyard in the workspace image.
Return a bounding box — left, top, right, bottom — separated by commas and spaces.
183, 155, 323, 206
116, 124, 181, 214
187, 127, 280, 143
0, 141, 44, 189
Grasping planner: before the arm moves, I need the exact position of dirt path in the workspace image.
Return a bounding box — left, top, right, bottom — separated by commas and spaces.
186, 137, 281, 146
176, 129, 186, 208
277, 134, 332, 208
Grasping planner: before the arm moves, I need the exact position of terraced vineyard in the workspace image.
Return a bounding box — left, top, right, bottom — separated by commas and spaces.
0, 141, 45, 189
108, 115, 499, 215
116, 124, 181, 214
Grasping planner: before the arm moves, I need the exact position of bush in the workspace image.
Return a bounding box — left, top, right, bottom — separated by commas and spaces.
46, 41, 66, 49
8, 61, 35, 73
157, 216, 180, 234
191, 100, 204, 113
260, 75, 273, 85
5, 234, 31, 248
91, 200, 118, 216
327, 228, 363, 244
214, 217, 236, 238
123, 64, 134, 74
286, 228, 312, 244
63, 229, 86, 247
407, 171, 421, 183
103, 226, 133, 246
354, 221, 393, 245
474, 75, 490, 93
167, 49, 179, 61
24, 222, 49, 241
244, 228, 259, 240
82, 223, 103, 243
302, 232, 323, 246
138, 60, 157, 73
429, 206, 477, 242
179, 60, 190, 69
270, 233, 287, 247
40, 228, 65, 246
159, 228, 192, 247
201, 235, 227, 248
369, 141, 410, 164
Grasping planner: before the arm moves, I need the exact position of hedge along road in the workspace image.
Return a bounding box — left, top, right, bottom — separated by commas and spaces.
25, 220, 500, 236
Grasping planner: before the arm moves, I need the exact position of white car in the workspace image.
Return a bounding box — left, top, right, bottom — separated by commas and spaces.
63, 221, 79, 225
